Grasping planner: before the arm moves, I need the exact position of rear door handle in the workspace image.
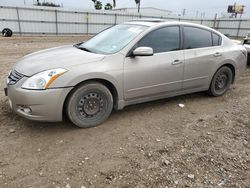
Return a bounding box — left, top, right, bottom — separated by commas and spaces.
214, 52, 222, 57
172, 60, 183, 65
172, 59, 183, 65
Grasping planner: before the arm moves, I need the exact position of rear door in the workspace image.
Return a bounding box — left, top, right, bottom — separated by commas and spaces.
182, 26, 223, 90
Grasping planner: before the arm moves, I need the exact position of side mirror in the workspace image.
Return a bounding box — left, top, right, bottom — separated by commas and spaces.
133, 47, 153, 57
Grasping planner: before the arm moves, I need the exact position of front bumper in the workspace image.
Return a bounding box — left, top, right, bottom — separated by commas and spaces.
4, 78, 72, 122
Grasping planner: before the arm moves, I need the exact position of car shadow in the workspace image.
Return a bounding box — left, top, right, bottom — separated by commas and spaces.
0, 91, 211, 133
121, 91, 209, 112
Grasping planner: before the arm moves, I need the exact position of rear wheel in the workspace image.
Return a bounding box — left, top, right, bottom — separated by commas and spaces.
208, 66, 233, 96
66, 82, 113, 128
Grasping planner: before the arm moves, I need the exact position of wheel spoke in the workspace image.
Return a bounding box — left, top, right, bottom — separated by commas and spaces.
215, 71, 229, 93
78, 92, 104, 118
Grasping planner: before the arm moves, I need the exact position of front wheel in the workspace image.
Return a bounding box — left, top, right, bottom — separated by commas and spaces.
66, 82, 113, 128
208, 66, 233, 97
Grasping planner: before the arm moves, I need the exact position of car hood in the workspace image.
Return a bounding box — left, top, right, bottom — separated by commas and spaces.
13, 45, 105, 76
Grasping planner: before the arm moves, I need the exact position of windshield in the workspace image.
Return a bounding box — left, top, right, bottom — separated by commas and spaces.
78, 24, 147, 54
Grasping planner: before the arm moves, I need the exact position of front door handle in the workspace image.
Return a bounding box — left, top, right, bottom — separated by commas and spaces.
214, 52, 222, 57
172, 60, 183, 65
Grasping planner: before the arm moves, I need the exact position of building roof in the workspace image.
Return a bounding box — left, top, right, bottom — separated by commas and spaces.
114, 7, 172, 13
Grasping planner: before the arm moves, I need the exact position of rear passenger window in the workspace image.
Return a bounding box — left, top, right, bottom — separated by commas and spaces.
184, 27, 212, 49
212, 33, 221, 46
137, 26, 180, 53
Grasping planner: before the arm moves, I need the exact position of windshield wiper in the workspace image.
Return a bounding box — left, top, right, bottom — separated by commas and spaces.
73, 44, 93, 53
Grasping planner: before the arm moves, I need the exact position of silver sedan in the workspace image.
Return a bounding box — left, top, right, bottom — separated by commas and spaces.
4, 20, 247, 128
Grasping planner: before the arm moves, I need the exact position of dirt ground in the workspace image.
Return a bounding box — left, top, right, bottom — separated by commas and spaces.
0, 36, 249, 188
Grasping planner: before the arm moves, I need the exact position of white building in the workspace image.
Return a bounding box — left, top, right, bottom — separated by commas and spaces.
113, 7, 172, 17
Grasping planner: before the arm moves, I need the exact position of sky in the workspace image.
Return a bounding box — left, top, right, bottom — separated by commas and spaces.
1, 0, 250, 18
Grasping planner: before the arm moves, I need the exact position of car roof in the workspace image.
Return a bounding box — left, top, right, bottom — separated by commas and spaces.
125, 19, 217, 33
125, 19, 166, 27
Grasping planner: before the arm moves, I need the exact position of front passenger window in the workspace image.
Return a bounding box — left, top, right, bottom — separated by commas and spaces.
137, 26, 180, 53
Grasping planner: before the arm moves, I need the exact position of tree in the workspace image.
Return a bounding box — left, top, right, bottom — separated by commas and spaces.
135, 0, 141, 13
41, 2, 60, 7
35, 0, 60, 7
95, 1, 102, 9
105, 3, 113, 10
92, 0, 102, 10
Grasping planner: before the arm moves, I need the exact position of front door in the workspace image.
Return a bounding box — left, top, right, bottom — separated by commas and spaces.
124, 26, 184, 99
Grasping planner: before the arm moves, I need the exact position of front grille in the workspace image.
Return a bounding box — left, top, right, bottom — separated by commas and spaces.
8, 70, 24, 85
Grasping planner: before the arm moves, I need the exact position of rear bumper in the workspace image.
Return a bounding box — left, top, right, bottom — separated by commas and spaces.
5, 78, 72, 122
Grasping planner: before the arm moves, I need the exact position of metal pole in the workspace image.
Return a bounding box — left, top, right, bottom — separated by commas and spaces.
236, 19, 242, 38
182, 9, 186, 17
216, 19, 220, 31
114, 13, 117, 25
16, 7, 22, 35
86, 12, 89, 35
213, 13, 217, 29
55, 9, 58, 35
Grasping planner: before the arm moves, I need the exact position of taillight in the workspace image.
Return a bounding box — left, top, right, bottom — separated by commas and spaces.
241, 47, 247, 57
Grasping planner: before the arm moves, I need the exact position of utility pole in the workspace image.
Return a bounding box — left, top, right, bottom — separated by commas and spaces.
24, 0, 26, 5
234, 2, 237, 18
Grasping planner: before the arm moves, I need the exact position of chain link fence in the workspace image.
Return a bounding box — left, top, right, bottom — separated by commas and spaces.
0, 5, 249, 38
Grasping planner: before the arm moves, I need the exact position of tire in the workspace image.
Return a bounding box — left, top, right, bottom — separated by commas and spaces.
66, 82, 113, 128
208, 66, 233, 96
2, 28, 13, 37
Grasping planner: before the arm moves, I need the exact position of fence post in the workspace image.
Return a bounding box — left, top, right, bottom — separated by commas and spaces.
86, 12, 89, 35
55, 9, 58, 35
114, 13, 117, 25
216, 20, 220, 31
213, 13, 217, 29
236, 19, 242, 38
16, 7, 21, 35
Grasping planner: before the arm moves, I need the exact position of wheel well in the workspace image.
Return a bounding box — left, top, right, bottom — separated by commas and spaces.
63, 79, 119, 117
221, 64, 235, 83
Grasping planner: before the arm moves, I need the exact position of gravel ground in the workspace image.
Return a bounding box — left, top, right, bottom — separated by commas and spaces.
0, 36, 249, 188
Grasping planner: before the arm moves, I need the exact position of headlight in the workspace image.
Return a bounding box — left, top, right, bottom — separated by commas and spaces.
22, 68, 67, 90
